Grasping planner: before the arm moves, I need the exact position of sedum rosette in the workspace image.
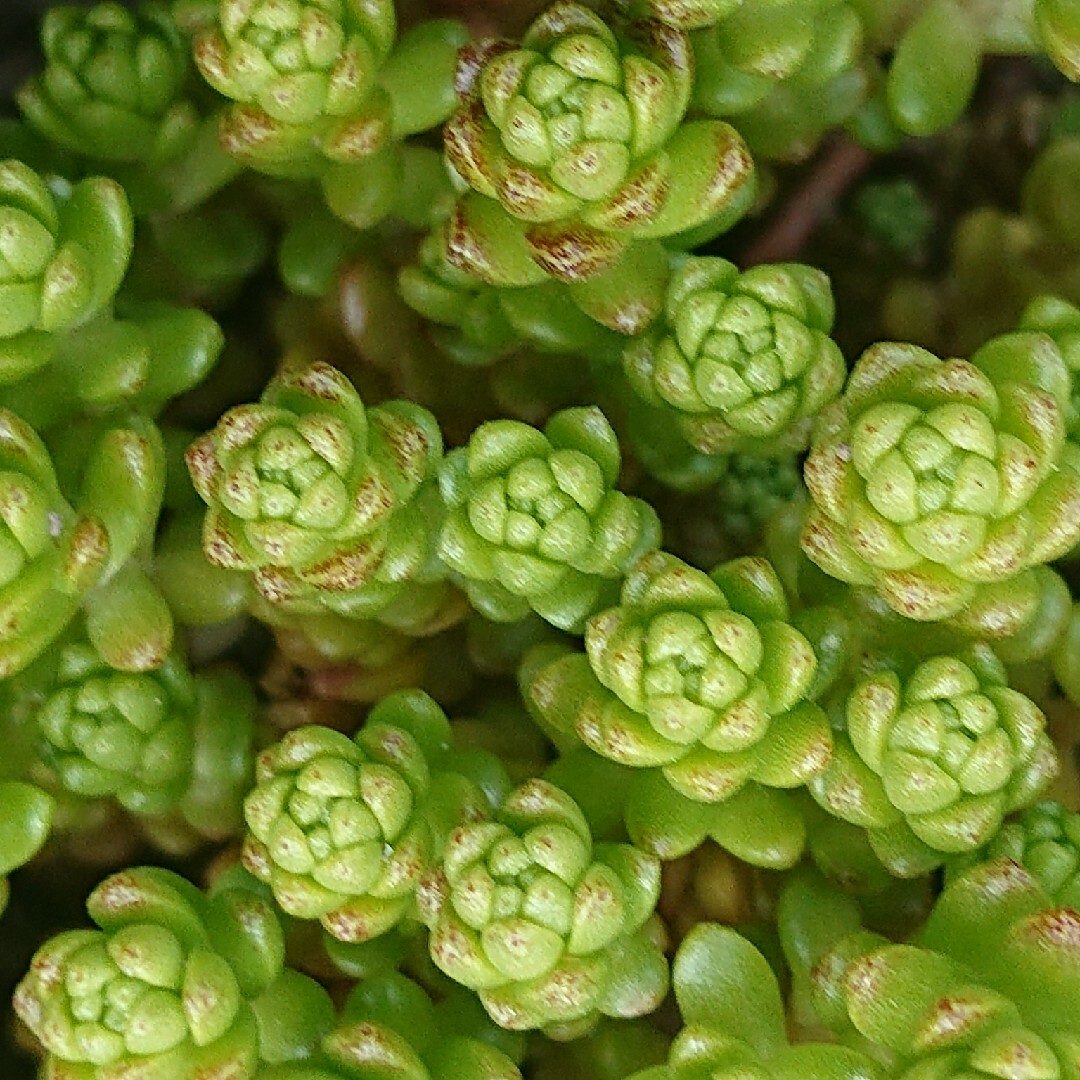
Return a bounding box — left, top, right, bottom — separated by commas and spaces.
810, 647, 1058, 875
438, 406, 660, 632
522, 550, 832, 804
35, 634, 197, 815
242, 690, 492, 943
13, 866, 286, 1079
802, 335, 1080, 636
418, 778, 667, 1032
444, 2, 754, 285
0, 160, 133, 380
194, 0, 397, 173
622, 257, 846, 454
193, 0, 465, 183
18, 2, 199, 166
186, 361, 450, 628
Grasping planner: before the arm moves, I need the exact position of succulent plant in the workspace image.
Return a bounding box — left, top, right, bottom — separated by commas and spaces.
439, 406, 660, 632
622, 257, 846, 454
18, 2, 199, 166
242, 689, 497, 943
187, 361, 452, 629
522, 550, 831, 804
0, 160, 132, 379
444, 2, 755, 286
34, 635, 198, 814
802, 336, 1080, 637
13, 866, 287, 1078
418, 778, 668, 1032
811, 647, 1058, 875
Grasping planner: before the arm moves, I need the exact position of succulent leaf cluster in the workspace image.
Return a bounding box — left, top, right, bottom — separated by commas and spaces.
802, 336, 1080, 636
194, 0, 398, 172
781, 859, 1080, 1080
187, 361, 451, 628
13, 866, 289, 1079
439, 406, 660, 631
418, 777, 667, 1031
0, 160, 132, 377
811, 646, 1058, 874
444, 2, 756, 287
242, 690, 503, 943
18, 2, 200, 167
523, 550, 830, 803
622, 257, 846, 454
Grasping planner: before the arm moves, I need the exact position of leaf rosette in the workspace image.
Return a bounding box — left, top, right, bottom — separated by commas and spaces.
13, 866, 284, 1079
811, 648, 1058, 873
186, 362, 447, 624
419, 778, 667, 1032
18, 2, 199, 166
438, 406, 660, 632
35, 637, 197, 815
194, 0, 396, 172
802, 336, 1080, 635
523, 550, 832, 804
622, 257, 846, 454
445, 2, 754, 283
241, 691, 486, 944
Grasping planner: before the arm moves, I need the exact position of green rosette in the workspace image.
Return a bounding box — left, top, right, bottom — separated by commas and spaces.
816, 936, 1067, 1080
626, 923, 885, 1080
622, 257, 846, 454
918, 858, 1080, 1036
34, 632, 197, 815
444, 3, 754, 285
194, 0, 465, 182
242, 690, 496, 944
18, 2, 199, 166
194, 0, 397, 174
0, 780, 55, 915
788, 859, 1080, 1080
0, 160, 133, 382
438, 406, 660, 632
13, 865, 286, 1079
802, 336, 1080, 636
810, 647, 1058, 875
522, 550, 832, 805
954, 801, 1080, 910
418, 777, 667, 1032
187, 361, 452, 629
